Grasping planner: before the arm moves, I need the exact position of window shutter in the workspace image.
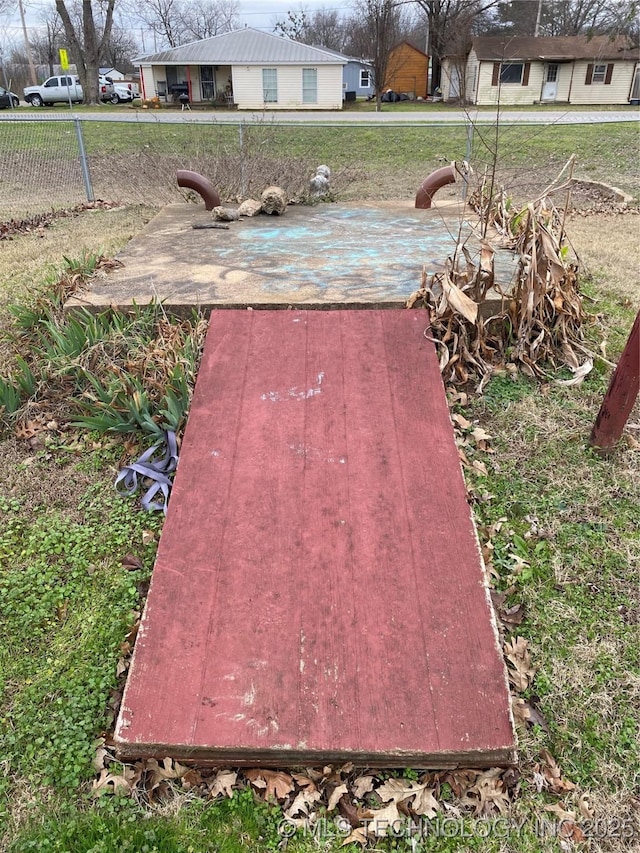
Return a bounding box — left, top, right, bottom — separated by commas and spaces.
491, 62, 499, 86
604, 63, 613, 84
585, 63, 593, 85
522, 62, 530, 86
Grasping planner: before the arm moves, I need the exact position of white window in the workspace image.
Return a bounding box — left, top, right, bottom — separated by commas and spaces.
302, 68, 317, 103
360, 69, 371, 88
592, 64, 607, 83
262, 68, 277, 103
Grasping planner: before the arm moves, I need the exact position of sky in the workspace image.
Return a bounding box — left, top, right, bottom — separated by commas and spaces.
1, 1, 348, 44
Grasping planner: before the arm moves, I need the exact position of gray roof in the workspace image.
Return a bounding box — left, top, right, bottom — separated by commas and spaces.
135, 28, 347, 66
313, 45, 372, 66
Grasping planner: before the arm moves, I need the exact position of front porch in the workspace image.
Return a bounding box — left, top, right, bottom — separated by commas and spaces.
141, 63, 234, 106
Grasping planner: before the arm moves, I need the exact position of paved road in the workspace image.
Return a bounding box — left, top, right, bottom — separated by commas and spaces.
1, 107, 638, 125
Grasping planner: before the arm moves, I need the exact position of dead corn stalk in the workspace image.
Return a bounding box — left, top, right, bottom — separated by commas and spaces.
408, 161, 592, 391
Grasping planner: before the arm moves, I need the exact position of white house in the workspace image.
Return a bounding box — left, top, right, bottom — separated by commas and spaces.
135, 28, 346, 109
442, 35, 640, 106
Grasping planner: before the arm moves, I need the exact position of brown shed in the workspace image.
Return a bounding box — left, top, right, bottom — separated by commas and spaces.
384, 41, 429, 98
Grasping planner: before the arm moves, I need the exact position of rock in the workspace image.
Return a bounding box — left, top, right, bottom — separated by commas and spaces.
238, 199, 262, 217
316, 165, 331, 179
310, 174, 330, 197
213, 206, 240, 221
260, 186, 288, 215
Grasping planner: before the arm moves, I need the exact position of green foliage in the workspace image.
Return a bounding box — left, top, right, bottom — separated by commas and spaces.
0, 482, 163, 803
0, 285, 205, 440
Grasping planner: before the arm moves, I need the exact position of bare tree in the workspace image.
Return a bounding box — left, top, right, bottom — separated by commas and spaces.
133, 0, 183, 48
103, 26, 141, 71
55, 0, 117, 103
542, 0, 612, 35
274, 7, 350, 51
31, 7, 66, 76
483, 0, 637, 38
274, 10, 310, 41
182, 0, 239, 41
346, 0, 411, 110
413, 0, 500, 92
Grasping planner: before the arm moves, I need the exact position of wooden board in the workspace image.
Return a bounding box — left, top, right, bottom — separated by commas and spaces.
115, 309, 515, 767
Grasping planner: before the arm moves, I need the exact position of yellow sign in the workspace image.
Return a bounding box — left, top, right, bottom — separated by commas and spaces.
59, 49, 69, 70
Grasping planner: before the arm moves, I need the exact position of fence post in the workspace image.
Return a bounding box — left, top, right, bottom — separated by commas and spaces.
462, 119, 473, 201
73, 116, 94, 202
238, 122, 247, 198
589, 311, 640, 452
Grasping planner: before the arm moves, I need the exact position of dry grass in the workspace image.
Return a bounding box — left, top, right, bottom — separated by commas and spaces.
566, 213, 640, 306
0, 205, 157, 315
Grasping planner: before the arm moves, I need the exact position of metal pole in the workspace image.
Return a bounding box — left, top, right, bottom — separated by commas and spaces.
239, 122, 246, 198
73, 117, 94, 202
462, 119, 473, 201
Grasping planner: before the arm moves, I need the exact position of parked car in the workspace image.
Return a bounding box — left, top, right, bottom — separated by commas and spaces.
0, 86, 19, 109
98, 75, 118, 103
24, 75, 83, 106
110, 82, 135, 103
24, 74, 115, 106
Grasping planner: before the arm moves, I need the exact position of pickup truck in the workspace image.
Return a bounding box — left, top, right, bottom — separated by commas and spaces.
23, 74, 115, 106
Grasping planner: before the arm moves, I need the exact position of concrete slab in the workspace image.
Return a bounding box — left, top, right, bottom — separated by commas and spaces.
67, 202, 518, 313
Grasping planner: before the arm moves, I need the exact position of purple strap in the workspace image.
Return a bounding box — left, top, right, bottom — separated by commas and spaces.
115, 431, 179, 513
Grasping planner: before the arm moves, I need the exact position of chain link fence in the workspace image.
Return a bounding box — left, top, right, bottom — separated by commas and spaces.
1, 113, 627, 224
0, 115, 477, 223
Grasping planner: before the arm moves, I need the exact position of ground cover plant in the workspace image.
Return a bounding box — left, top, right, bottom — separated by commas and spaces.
0, 122, 638, 852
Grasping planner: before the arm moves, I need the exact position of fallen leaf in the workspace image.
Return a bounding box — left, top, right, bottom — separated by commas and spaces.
472, 460, 488, 476
145, 757, 190, 790
471, 427, 492, 443
338, 795, 363, 828
245, 768, 294, 802
208, 769, 237, 798
511, 697, 531, 728
91, 766, 138, 797
412, 786, 440, 818
92, 739, 110, 771
555, 358, 593, 387
462, 768, 510, 816
285, 787, 321, 818
142, 530, 156, 546
578, 793, 593, 820
327, 783, 349, 813
181, 768, 203, 789
504, 636, 536, 692
452, 413, 472, 430
352, 775, 375, 799
364, 800, 401, 836
121, 553, 143, 570
544, 802, 576, 822
292, 772, 317, 789
540, 749, 576, 794
342, 827, 367, 846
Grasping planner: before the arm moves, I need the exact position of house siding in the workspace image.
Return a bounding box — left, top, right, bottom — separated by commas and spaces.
233, 64, 343, 109
568, 60, 635, 104
475, 60, 544, 105
467, 55, 636, 105
343, 61, 374, 98
385, 43, 429, 98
